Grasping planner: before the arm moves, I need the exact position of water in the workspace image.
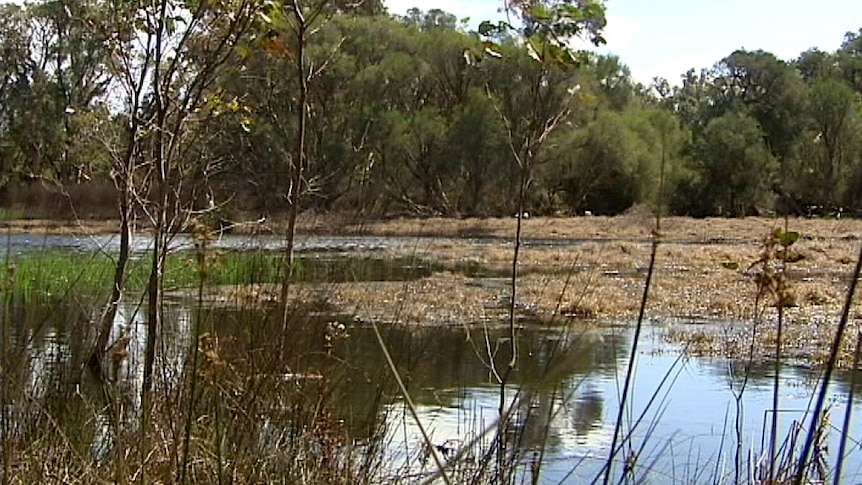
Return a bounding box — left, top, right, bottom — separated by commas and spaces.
0, 231, 733, 254
371, 323, 862, 483
14, 303, 861, 483
2, 239, 862, 483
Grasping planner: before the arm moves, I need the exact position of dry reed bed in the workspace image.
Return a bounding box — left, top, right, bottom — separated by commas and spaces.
308, 218, 862, 367
291, 214, 862, 242
12, 215, 862, 366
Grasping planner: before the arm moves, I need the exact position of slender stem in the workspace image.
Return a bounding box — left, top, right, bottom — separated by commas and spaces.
372, 323, 451, 485
770, 219, 789, 483
603, 234, 658, 485
281, 2, 309, 334
1, 229, 10, 485
793, 239, 862, 484
180, 237, 207, 483
834, 330, 862, 485
602, 115, 668, 485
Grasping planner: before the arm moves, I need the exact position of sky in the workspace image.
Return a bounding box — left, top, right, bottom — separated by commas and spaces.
384, 0, 862, 85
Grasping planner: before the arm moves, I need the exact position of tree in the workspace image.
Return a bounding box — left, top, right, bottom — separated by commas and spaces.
479, 0, 606, 480
693, 112, 776, 216
30, 0, 112, 182
549, 104, 686, 215
793, 79, 860, 207
669, 68, 715, 139
253, 0, 345, 328
403, 7, 458, 31
446, 88, 506, 215
555, 110, 638, 214
797, 48, 839, 83
838, 29, 862, 92
712, 50, 806, 162
84, 1, 257, 479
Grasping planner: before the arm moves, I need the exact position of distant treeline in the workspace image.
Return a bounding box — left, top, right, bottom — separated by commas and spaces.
1, 1, 861, 219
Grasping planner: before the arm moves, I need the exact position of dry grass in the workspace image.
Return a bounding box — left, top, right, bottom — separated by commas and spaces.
275, 214, 862, 242
18, 214, 862, 366
293, 216, 862, 367
0, 218, 121, 234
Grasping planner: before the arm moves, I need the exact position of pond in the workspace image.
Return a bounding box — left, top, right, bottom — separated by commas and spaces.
1, 236, 861, 483
9, 302, 862, 483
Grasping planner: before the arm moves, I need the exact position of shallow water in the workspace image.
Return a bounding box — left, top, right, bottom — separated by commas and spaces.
373, 323, 862, 483
3, 241, 862, 483
10, 299, 862, 483
0, 231, 731, 254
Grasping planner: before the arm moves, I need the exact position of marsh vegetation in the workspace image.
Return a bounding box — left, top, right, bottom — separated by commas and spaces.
0, 216, 860, 483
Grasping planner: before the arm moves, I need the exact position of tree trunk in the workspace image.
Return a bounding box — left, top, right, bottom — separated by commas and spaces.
281, 3, 308, 332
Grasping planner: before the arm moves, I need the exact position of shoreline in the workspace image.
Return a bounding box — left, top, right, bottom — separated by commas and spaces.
4, 213, 862, 241
5, 214, 862, 367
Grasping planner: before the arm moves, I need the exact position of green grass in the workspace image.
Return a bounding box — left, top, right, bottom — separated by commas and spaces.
0, 207, 28, 220
4, 250, 116, 304
1, 249, 286, 305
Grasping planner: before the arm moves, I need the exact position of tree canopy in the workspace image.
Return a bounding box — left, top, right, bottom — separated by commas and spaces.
1, 1, 861, 219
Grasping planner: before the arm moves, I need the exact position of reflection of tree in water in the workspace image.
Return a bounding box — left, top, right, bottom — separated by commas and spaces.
0, 300, 106, 458
708, 356, 862, 396
571, 389, 603, 437
0, 298, 632, 466
483, 330, 626, 454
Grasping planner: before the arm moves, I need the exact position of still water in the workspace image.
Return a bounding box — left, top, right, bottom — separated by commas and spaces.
369, 323, 862, 483
10, 299, 862, 483
3, 238, 862, 483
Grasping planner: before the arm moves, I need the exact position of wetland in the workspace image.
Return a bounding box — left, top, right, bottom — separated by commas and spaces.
2, 215, 862, 483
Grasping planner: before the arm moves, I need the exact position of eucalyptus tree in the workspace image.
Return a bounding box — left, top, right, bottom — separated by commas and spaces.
693, 111, 776, 216
478, 0, 606, 480
446, 88, 506, 215
797, 48, 839, 83
230, 0, 348, 327
586, 54, 635, 111
370, 15, 484, 215
0, 1, 113, 187
83, 0, 257, 478
0, 4, 55, 183
553, 110, 639, 213
669, 68, 714, 139
546, 103, 686, 215
837, 28, 862, 92
711, 50, 807, 163
29, 0, 112, 182
794, 78, 861, 207
662, 51, 805, 215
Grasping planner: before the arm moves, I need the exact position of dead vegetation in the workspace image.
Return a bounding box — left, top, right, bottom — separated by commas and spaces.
293, 216, 862, 367
14, 215, 862, 366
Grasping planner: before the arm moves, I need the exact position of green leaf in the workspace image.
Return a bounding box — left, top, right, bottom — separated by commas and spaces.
477, 20, 496, 36
525, 37, 542, 62
773, 227, 801, 247
527, 4, 552, 21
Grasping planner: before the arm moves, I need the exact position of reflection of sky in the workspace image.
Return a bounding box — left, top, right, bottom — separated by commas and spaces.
381, 327, 862, 484
10, 294, 862, 483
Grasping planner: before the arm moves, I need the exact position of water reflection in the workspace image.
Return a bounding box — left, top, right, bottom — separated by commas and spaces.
3, 296, 862, 483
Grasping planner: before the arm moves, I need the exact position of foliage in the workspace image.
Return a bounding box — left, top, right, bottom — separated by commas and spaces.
0, 3, 859, 217
689, 112, 776, 216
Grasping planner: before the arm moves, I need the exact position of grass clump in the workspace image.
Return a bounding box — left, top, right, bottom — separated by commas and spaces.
4, 249, 286, 304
